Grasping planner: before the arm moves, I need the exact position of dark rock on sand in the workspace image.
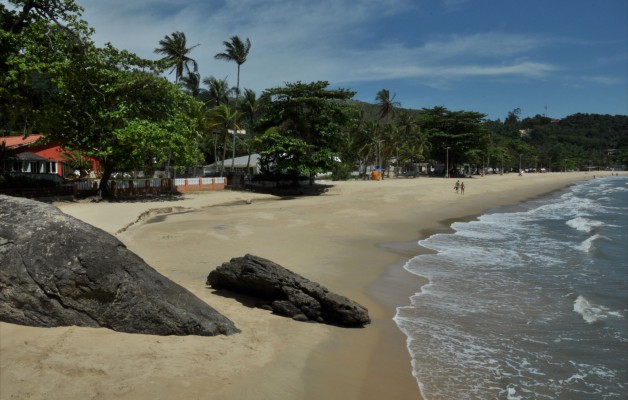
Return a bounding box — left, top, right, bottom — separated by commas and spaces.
0, 195, 239, 336
207, 254, 371, 327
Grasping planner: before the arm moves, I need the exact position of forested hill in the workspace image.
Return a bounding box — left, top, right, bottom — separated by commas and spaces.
350, 98, 628, 168
525, 113, 628, 150
512, 112, 628, 168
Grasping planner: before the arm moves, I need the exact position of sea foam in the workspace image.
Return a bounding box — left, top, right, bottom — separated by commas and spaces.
575, 233, 605, 252
573, 295, 622, 323
566, 217, 604, 233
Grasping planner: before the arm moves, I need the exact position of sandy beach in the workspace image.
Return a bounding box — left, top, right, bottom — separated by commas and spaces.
0, 172, 603, 400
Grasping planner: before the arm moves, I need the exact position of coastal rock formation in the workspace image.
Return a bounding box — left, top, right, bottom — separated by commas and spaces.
0, 195, 239, 336
207, 254, 371, 327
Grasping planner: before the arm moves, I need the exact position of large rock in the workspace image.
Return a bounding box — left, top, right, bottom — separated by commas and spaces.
207, 254, 371, 327
0, 195, 239, 336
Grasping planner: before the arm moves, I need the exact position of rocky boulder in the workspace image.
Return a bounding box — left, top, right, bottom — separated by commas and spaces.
207, 254, 371, 327
0, 195, 239, 336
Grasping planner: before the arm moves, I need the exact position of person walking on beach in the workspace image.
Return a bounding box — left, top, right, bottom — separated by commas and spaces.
460, 181, 465, 195
454, 180, 460, 193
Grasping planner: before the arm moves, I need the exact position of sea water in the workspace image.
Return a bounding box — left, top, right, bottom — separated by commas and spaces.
394, 176, 628, 399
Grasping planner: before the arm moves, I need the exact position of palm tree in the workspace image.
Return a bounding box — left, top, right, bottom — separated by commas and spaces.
214, 36, 251, 99
357, 120, 383, 176
380, 123, 398, 177
375, 89, 400, 122
396, 110, 416, 136
395, 110, 417, 175
405, 129, 432, 167
180, 72, 201, 98
186, 100, 213, 164
154, 31, 199, 84
200, 76, 232, 107
206, 104, 241, 176
239, 88, 258, 122
215, 36, 251, 171
239, 88, 258, 175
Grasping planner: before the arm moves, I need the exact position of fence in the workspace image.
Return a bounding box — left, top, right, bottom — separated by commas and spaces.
171, 177, 226, 193
0, 177, 227, 199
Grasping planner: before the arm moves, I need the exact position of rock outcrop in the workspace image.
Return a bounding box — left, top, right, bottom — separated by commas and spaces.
0, 195, 239, 336
207, 254, 371, 327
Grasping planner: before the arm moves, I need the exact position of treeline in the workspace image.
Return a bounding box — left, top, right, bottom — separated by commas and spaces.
348, 100, 628, 174
490, 111, 628, 171
2, 0, 626, 197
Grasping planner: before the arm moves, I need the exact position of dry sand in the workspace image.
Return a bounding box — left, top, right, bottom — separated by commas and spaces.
0, 172, 603, 399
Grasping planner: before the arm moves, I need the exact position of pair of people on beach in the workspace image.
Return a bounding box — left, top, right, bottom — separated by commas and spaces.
454, 180, 465, 194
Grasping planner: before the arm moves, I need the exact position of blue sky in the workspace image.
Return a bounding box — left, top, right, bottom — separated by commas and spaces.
75, 0, 627, 120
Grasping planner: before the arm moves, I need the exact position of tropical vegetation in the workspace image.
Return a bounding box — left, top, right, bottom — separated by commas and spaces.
1, 0, 626, 198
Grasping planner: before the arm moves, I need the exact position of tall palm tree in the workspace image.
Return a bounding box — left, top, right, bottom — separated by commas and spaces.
375, 89, 400, 122
215, 36, 251, 171
214, 36, 251, 99
154, 31, 199, 84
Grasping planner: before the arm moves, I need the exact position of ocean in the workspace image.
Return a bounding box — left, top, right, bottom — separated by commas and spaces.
394, 176, 628, 399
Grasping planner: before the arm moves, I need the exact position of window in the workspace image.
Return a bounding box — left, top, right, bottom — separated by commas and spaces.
21, 162, 32, 173
45, 162, 57, 174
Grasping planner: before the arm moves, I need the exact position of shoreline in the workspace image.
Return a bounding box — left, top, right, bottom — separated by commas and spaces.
368, 181, 585, 399
1, 172, 606, 400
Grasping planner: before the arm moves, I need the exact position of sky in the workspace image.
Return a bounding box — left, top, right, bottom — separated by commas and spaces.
74, 0, 627, 121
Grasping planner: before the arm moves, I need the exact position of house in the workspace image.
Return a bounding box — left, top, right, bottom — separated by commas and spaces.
204, 154, 260, 176
0, 134, 99, 182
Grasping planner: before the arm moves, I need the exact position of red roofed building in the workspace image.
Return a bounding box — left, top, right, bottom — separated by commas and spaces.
1, 135, 99, 181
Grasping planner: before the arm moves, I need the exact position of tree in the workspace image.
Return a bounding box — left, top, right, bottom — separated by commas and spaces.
180, 72, 201, 98
239, 88, 259, 174
1, 0, 91, 135
206, 104, 241, 176
113, 116, 201, 177
358, 120, 383, 175
214, 35, 251, 99
375, 89, 400, 122
200, 76, 232, 107
215, 35, 251, 171
256, 81, 357, 184
401, 128, 431, 167
253, 127, 310, 177
419, 106, 490, 174
154, 31, 199, 84
50, 46, 203, 194
394, 110, 419, 173
2, 2, 202, 196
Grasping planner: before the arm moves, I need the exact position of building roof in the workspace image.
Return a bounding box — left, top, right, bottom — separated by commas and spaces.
207, 154, 260, 169
0, 134, 44, 149
13, 152, 51, 161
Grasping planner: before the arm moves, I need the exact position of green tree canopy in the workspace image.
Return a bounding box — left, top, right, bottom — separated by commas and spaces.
1, 0, 203, 196
255, 81, 357, 183
419, 106, 490, 168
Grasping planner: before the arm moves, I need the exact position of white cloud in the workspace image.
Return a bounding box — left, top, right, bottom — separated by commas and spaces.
75, 0, 557, 94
